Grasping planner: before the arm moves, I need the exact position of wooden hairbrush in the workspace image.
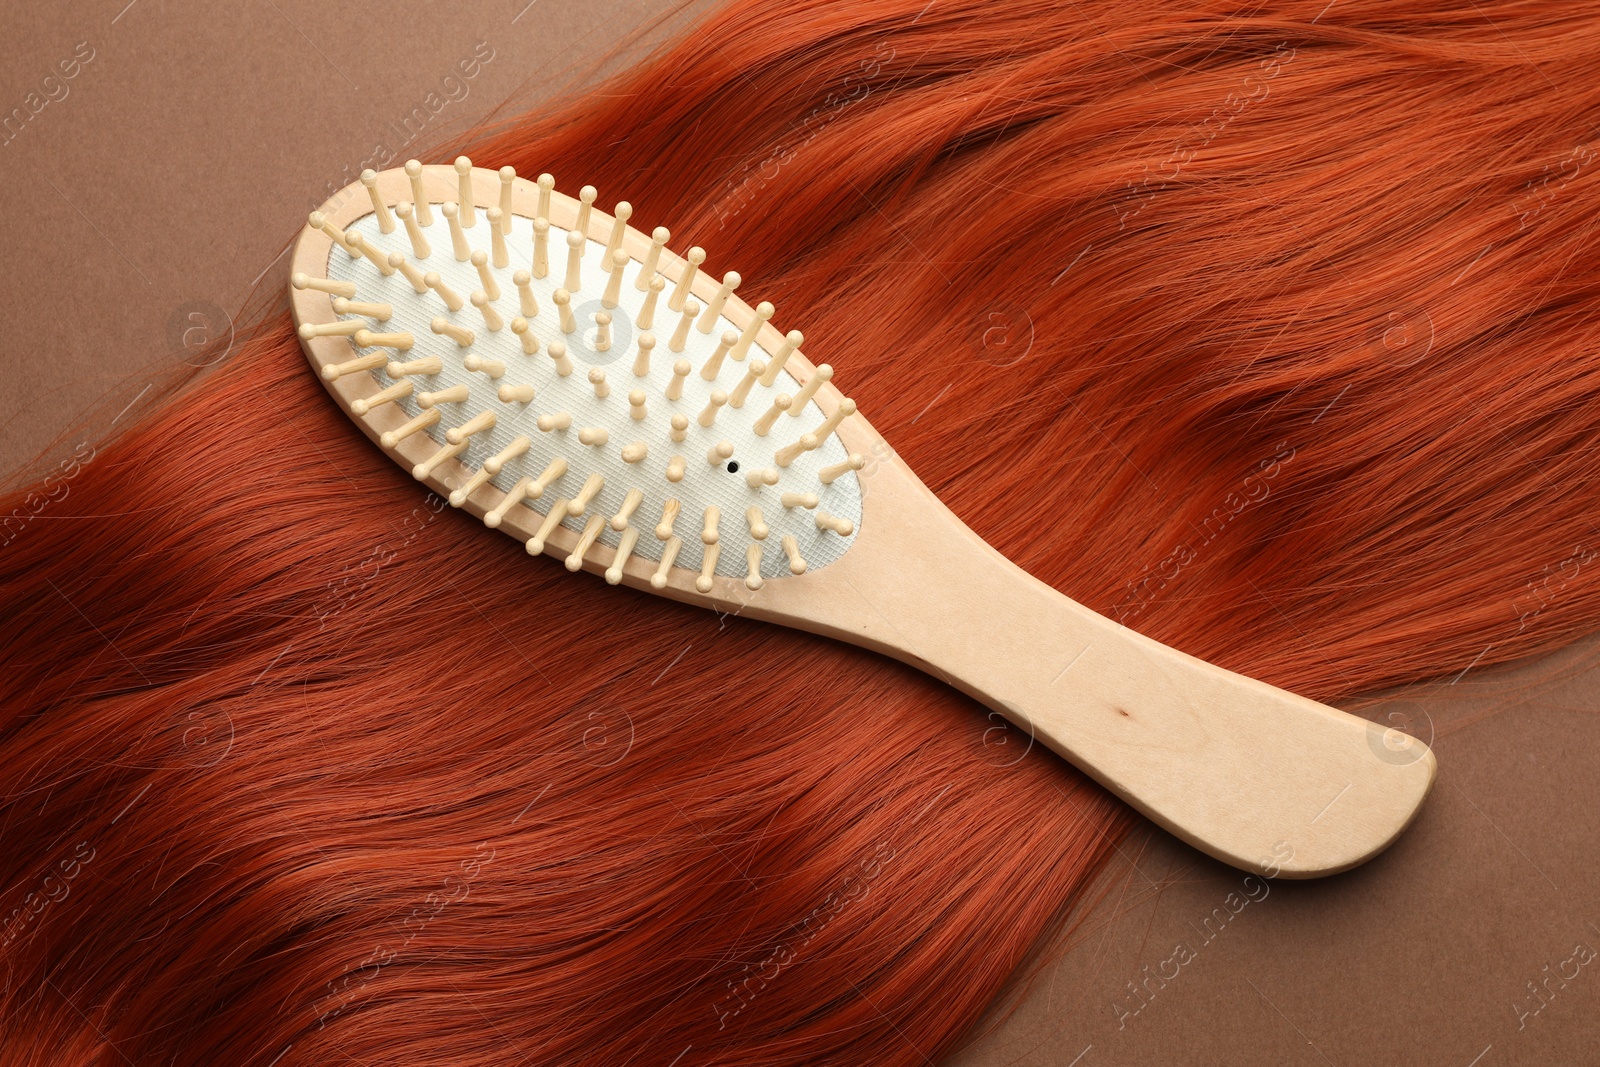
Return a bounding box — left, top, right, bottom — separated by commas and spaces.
288, 159, 1435, 878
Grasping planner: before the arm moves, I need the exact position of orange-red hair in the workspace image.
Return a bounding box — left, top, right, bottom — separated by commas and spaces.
3, 0, 1600, 1062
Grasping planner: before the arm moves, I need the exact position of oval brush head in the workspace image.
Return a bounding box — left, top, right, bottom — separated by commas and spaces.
290, 160, 1436, 880
294, 161, 857, 595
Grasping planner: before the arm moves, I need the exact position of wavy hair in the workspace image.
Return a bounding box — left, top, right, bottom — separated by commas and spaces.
3, 0, 1599, 1062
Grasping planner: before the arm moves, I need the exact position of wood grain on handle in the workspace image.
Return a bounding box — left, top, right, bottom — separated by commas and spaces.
741, 450, 1437, 878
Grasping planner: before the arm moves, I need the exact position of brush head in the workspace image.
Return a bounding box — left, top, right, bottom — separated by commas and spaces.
291, 161, 864, 600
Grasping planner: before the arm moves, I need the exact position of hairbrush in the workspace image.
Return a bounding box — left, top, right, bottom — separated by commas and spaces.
288, 159, 1435, 877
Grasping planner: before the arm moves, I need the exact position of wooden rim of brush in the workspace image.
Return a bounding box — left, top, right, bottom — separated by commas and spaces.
289, 163, 877, 607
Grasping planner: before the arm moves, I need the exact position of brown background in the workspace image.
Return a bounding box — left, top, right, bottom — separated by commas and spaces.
2, 2, 1596, 1064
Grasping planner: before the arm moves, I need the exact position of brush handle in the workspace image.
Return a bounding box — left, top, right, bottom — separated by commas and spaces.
760, 454, 1437, 878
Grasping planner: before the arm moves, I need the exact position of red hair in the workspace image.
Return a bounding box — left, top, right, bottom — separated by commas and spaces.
4, 0, 1600, 1062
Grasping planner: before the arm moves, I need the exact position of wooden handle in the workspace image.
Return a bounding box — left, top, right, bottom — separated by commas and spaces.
740, 453, 1436, 878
